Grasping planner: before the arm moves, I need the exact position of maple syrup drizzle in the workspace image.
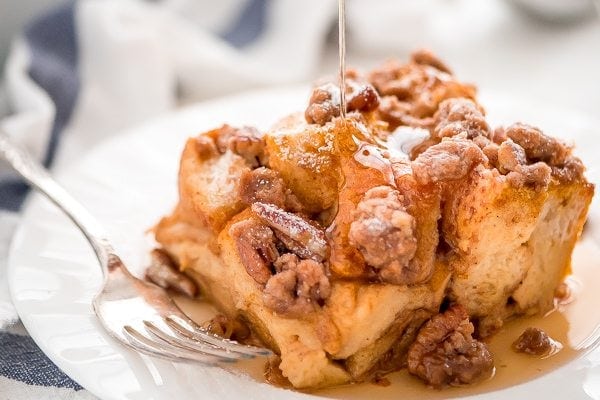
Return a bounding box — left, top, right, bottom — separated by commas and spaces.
338, 0, 347, 118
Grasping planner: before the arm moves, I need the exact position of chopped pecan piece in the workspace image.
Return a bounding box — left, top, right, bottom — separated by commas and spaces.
497, 139, 527, 173
369, 60, 412, 99
229, 219, 279, 285
504, 123, 570, 166
265, 356, 294, 388
213, 125, 266, 167
410, 49, 452, 74
346, 83, 380, 113
251, 202, 329, 262
555, 282, 570, 301
238, 167, 303, 212
305, 80, 380, 125
481, 141, 500, 167
497, 140, 551, 188
377, 96, 435, 130
145, 249, 198, 298
408, 305, 494, 388
551, 157, 585, 183
512, 327, 559, 356
202, 314, 251, 341
411, 136, 487, 185
348, 186, 419, 285
263, 253, 331, 316
305, 83, 341, 125
491, 126, 508, 144
194, 135, 219, 160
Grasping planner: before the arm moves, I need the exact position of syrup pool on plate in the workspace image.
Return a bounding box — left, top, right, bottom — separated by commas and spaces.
172, 230, 600, 399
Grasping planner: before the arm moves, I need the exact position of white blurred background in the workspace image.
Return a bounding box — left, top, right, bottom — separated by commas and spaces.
0, 0, 62, 73
1, 0, 599, 114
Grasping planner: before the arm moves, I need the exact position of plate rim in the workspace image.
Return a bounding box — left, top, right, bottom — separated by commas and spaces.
7, 85, 600, 400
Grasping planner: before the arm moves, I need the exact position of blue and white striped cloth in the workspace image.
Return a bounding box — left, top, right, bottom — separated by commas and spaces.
1, 1, 599, 398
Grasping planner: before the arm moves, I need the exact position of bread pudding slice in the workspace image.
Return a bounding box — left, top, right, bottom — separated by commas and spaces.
154, 50, 593, 389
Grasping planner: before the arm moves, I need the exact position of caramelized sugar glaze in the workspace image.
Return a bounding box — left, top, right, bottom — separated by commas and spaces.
154, 50, 595, 393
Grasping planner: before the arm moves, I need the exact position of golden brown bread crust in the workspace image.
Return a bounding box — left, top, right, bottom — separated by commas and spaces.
154, 51, 594, 389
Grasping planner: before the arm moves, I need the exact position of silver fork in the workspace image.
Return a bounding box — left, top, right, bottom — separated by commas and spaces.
0, 132, 271, 363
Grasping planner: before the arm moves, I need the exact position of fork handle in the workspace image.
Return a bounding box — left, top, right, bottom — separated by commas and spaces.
0, 131, 112, 277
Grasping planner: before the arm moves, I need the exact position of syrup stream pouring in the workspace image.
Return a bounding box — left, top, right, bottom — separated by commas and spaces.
338, 0, 347, 118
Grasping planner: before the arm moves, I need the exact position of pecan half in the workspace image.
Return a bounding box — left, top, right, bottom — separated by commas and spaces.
251, 202, 329, 262
229, 219, 279, 285
145, 249, 198, 298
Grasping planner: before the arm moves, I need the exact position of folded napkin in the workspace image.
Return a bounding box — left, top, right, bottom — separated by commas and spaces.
1, 0, 599, 398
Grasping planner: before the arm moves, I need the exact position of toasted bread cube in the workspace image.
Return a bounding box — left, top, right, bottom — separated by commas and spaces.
177, 137, 250, 231
445, 166, 593, 335
265, 118, 339, 213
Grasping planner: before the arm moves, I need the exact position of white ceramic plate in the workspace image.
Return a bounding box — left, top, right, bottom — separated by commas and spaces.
8, 87, 600, 400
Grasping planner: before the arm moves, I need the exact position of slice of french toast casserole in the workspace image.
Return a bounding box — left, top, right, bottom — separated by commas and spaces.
154, 50, 594, 389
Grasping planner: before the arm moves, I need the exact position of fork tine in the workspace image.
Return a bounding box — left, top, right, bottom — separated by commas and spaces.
123, 325, 223, 364
143, 321, 241, 361
165, 315, 272, 357
160, 322, 255, 360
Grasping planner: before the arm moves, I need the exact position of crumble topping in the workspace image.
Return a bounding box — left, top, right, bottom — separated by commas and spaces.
369, 56, 477, 130
512, 327, 559, 356
348, 186, 419, 285
496, 139, 552, 188
263, 253, 331, 316
503, 123, 584, 183
407, 305, 494, 388
432, 98, 490, 141
377, 95, 436, 130
230, 203, 332, 316
411, 136, 487, 185
504, 123, 569, 165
